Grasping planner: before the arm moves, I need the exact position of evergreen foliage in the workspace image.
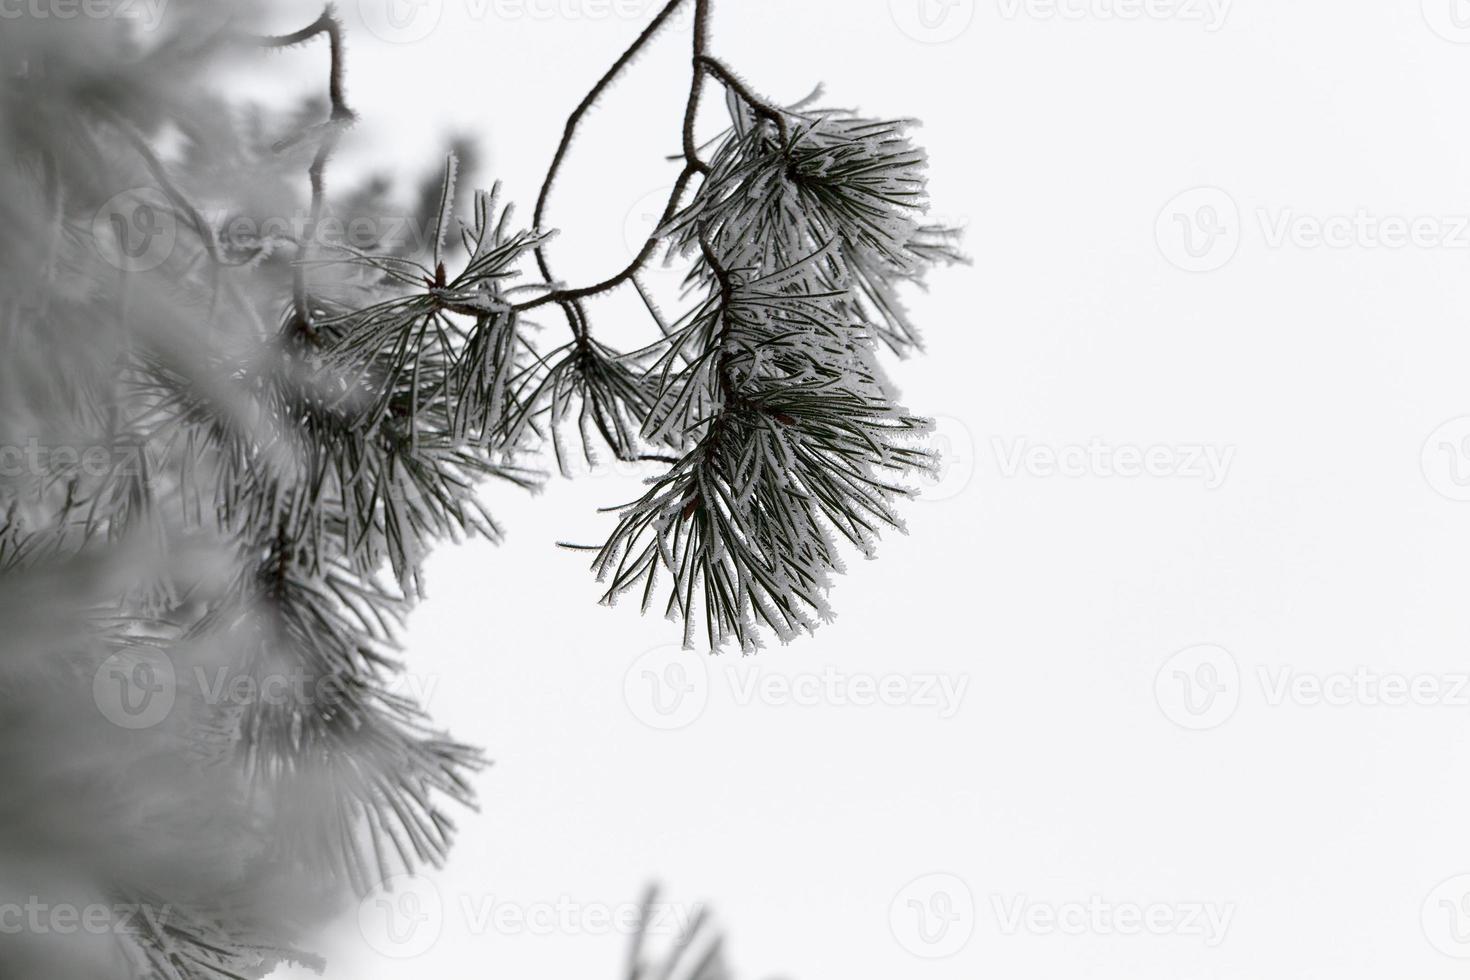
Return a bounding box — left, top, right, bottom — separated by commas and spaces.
0, 1, 959, 975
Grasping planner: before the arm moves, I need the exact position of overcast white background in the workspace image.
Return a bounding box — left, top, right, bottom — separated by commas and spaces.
250, 0, 1470, 976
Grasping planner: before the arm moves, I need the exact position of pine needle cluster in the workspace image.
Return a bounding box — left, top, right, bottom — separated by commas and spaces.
0, 0, 959, 975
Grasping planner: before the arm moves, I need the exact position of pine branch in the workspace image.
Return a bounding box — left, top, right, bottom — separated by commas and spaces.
0, 0, 957, 973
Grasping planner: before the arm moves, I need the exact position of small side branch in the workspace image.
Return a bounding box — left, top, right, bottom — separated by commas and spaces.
532, 0, 691, 285
514, 162, 704, 313
697, 55, 789, 144
250, 7, 355, 124
682, 0, 714, 169
243, 5, 358, 330
515, 0, 726, 316
529, 0, 694, 342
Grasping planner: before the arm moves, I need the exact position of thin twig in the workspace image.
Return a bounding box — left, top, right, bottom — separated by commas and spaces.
513, 162, 703, 313
246, 5, 358, 328
530, 0, 691, 342
697, 55, 789, 144
516, 0, 720, 316
533, 0, 690, 283
250, 7, 354, 123
682, 0, 714, 169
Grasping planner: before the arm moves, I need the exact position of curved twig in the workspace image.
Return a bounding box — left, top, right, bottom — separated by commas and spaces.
697, 55, 790, 144
244, 5, 358, 327
514, 0, 725, 315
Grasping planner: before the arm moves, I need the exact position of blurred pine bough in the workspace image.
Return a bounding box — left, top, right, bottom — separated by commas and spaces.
0, 0, 959, 975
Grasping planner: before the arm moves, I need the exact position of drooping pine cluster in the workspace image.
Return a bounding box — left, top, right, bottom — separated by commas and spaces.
0, 1, 957, 976
594, 102, 960, 648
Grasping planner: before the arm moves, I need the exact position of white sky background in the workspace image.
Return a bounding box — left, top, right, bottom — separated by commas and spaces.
261, 0, 1470, 977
